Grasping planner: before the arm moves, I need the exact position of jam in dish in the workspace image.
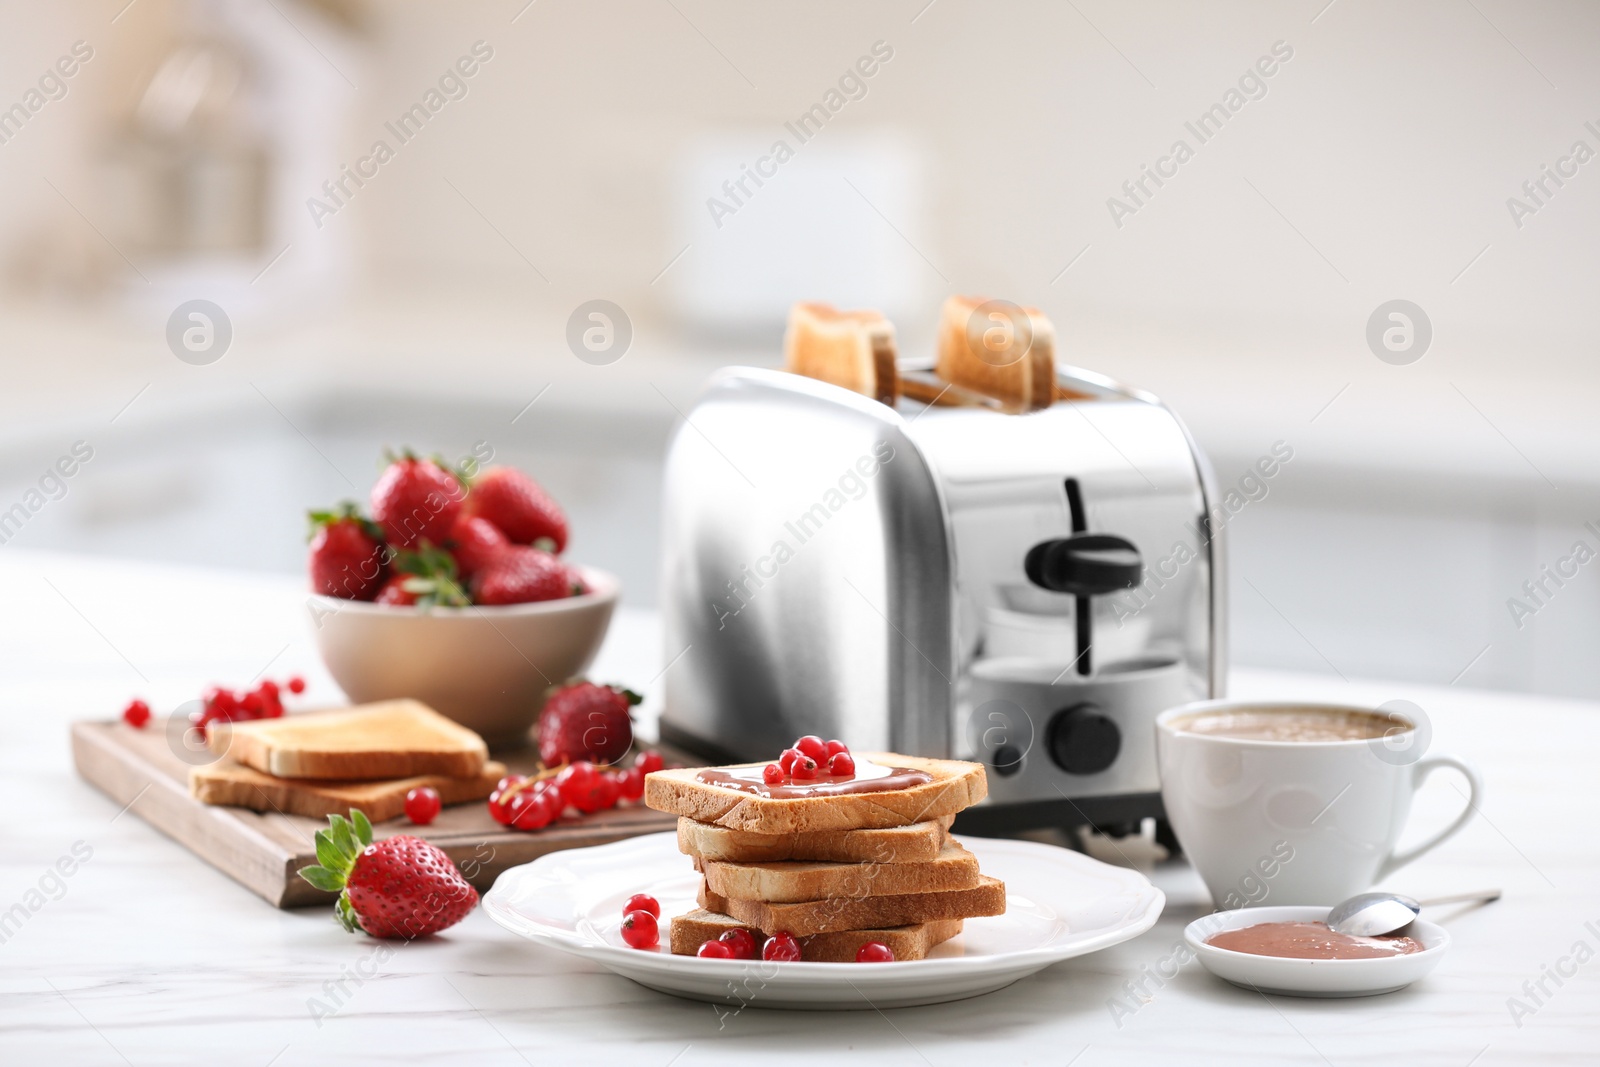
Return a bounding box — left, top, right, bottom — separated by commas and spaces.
696, 759, 931, 799
1206, 920, 1426, 960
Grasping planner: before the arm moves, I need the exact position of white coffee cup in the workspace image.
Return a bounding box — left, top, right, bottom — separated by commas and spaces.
1156, 700, 1484, 907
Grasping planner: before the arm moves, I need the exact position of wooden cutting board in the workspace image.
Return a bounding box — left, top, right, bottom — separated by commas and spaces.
71, 718, 682, 909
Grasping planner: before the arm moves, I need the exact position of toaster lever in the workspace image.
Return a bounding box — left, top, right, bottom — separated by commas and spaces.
1024, 534, 1142, 596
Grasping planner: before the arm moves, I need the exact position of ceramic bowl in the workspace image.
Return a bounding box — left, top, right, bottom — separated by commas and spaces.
1184, 904, 1451, 998
308, 565, 618, 747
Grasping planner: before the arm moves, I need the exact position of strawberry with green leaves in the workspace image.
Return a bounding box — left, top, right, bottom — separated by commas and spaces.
298, 810, 478, 939
377, 544, 471, 608
308, 503, 388, 600
371, 449, 465, 550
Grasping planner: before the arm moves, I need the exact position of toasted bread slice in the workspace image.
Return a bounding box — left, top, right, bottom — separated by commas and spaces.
190, 759, 504, 822
678, 815, 953, 865
935, 295, 1056, 412
670, 909, 962, 962
700, 838, 980, 903
784, 302, 899, 405
645, 753, 986, 835
212, 700, 488, 780
699, 875, 1006, 937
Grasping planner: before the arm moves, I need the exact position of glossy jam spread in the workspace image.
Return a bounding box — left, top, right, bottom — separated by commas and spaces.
1206, 921, 1426, 960
696, 759, 932, 799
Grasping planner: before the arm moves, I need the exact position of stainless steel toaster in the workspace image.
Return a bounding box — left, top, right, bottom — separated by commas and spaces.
658, 365, 1225, 836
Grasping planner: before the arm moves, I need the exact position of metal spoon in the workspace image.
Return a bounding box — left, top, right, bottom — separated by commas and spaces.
1326, 889, 1502, 937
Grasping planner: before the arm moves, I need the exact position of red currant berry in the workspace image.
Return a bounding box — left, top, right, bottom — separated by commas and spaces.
621, 909, 659, 949
595, 774, 621, 810
122, 699, 151, 729
495, 774, 526, 793
790, 755, 819, 781
762, 763, 784, 785
624, 893, 660, 919
855, 941, 895, 963
636, 750, 664, 774
778, 748, 800, 774
538, 783, 567, 819
286, 676, 306, 695
488, 794, 515, 825
825, 739, 848, 758
828, 752, 856, 777
404, 786, 441, 825
619, 766, 646, 801
557, 761, 598, 805
258, 680, 280, 699
509, 790, 553, 831
718, 928, 758, 960
761, 932, 802, 962
697, 939, 734, 959
795, 735, 827, 762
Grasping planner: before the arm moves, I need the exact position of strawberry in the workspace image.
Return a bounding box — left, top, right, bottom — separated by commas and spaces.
472, 545, 575, 605
461, 467, 568, 553
308, 503, 388, 600
538, 681, 642, 766
383, 544, 470, 608
298, 810, 478, 939
370, 450, 464, 550
444, 514, 509, 580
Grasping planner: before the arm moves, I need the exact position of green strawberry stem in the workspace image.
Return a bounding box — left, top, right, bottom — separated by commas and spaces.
297, 809, 375, 933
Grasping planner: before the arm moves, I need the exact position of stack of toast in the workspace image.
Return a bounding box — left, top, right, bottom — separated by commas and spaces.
784, 296, 1061, 413
190, 700, 502, 821
645, 751, 1004, 962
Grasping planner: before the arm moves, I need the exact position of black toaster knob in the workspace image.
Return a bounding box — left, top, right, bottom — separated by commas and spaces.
1046, 704, 1121, 775
1025, 534, 1142, 596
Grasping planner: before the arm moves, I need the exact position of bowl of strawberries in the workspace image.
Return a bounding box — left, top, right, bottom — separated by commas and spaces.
306, 449, 617, 747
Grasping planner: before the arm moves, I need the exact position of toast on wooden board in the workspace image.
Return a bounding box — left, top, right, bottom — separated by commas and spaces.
211, 700, 488, 781
699, 838, 980, 904
784, 302, 899, 405
678, 815, 953, 865
190, 759, 505, 822
644, 753, 987, 835
670, 909, 962, 962
935, 294, 1056, 412
699, 875, 1006, 937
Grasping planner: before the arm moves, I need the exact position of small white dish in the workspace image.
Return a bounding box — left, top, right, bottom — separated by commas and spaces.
484, 832, 1165, 1010
1185, 905, 1451, 998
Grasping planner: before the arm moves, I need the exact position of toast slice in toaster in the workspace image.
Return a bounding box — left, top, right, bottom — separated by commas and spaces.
698, 838, 981, 903
699, 876, 1006, 937
644, 753, 987, 835
210, 700, 488, 780
934, 294, 1056, 412
670, 909, 963, 962
190, 758, 505, 821
678, 815, 953, 865
783, 302, 899, 405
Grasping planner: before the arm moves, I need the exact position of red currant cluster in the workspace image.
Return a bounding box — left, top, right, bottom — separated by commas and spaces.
617, 894, 894, 962
763, 734, 855, 785
620, 893, 661, 948
194, 676, 308, 730
120, 676, 307, 731
488, 749, 664, 832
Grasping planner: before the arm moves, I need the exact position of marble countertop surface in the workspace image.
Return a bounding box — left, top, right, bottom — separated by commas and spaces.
2, 549, 1596, 1065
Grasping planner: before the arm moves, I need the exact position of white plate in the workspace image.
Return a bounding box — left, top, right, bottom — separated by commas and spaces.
1184, 905, 1451, 998
484, 832, 1165, 1010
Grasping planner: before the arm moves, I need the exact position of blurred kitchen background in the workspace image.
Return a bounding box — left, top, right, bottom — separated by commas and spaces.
1, 0, 1596, 697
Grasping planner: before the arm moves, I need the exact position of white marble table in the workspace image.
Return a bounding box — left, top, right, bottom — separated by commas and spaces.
2, 549, 1596, 1065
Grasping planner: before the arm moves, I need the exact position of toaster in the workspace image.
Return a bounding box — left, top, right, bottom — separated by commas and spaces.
658, 365, 1225, 838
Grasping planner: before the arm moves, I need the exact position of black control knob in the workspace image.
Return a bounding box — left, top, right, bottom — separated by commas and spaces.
1047, 704, 1121, 775
1025, 534, 1142, 596
991, 744, 1023, 777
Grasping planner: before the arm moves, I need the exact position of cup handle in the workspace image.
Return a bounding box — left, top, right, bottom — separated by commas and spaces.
1375, 753, 1484, 880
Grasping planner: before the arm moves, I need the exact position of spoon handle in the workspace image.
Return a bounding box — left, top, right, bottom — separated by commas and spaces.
1417, 889, 1502, 908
